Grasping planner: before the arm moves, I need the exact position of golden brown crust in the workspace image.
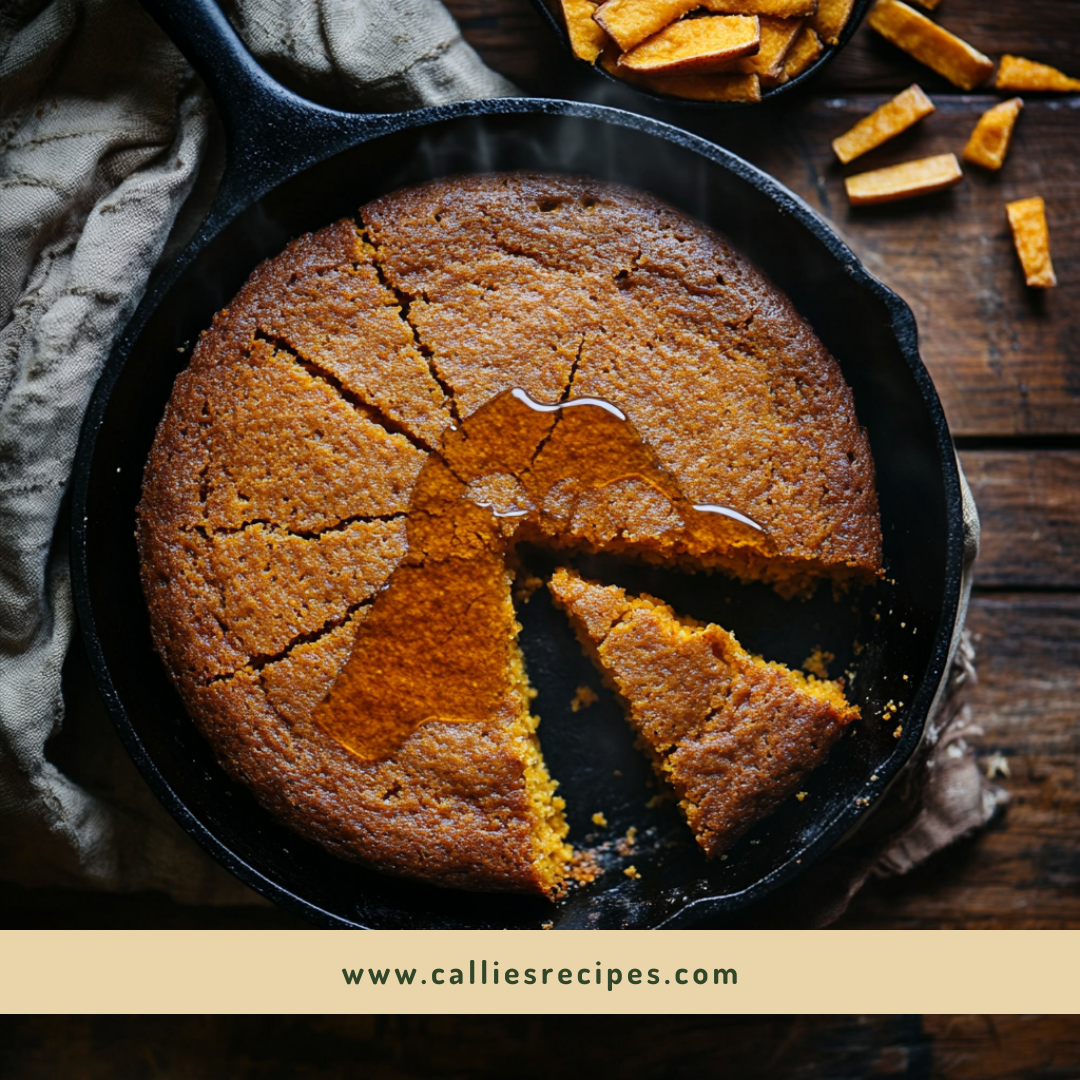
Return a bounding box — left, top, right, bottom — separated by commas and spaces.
139, 172, 882, 895
193, 663, 543, 891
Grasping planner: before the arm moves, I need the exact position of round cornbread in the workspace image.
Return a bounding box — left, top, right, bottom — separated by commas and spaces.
137, 173, 882, 896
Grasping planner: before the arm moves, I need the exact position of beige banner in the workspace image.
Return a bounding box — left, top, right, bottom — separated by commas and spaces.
2, 930, 1076, 1014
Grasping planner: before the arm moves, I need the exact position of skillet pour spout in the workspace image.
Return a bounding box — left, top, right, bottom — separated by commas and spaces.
70, 0, 968, 929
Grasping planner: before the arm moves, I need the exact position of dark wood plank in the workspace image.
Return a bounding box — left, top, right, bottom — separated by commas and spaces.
697, 97, 1080, 437
450, 0, 555, 85
926, 1016, 1080, 1080
960, 451, 1080, 588
2, 1015, 1077, 1078
835, 592, 1080, 928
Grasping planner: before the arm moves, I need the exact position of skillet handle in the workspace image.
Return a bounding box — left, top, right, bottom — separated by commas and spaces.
140, 0, 373, 219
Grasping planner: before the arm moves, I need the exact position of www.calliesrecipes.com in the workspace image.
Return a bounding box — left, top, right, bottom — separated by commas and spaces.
342, 961, 737, 990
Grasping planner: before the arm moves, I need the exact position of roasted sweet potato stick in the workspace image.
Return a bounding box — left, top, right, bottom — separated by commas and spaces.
619, 15, 761, 75
845, 153, 963, 205
704, 0, 815, 14
728, 16, 803, 78
868, 0, 994, 91
593, 0, 846, 99
767, 24, 822, 85
908, 0, 940, 8
996, 55, 1080, 93
811, 0, 855, 46
832, 84, 935, 164
561, 0, 609, 63
962, 98, 1023, 170
593, 0, 698, 52
605, 42, 762, 101
1006, 197, 1057, 288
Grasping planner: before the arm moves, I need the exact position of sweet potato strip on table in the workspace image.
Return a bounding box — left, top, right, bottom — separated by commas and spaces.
962, 98, 1024, 171
996, 55, 1080, 92
832, 84, 935, 164
845, 153, 963, 205
1006, 197, 1057, 288
868, 0, 994, 91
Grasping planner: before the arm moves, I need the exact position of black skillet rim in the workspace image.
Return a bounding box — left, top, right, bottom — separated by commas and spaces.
527, 0, 874, 109
70, 95, 965, 930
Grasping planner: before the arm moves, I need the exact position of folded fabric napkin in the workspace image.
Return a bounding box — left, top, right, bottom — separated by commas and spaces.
0, 0, 1000, 920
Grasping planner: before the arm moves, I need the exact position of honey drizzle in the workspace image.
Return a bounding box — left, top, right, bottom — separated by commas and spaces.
311, 388, 767, 761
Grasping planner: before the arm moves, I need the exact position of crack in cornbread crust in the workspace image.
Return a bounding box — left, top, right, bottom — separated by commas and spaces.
362, 173, 880, 588
139, 216, 568, 894
138, 173, 881, 895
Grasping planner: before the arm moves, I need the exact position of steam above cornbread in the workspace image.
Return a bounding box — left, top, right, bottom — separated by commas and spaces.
137, 173, 881, 896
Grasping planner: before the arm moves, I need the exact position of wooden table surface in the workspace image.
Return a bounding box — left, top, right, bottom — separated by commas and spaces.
5, 0, 1078, 945
3, 1014, 1079, 1079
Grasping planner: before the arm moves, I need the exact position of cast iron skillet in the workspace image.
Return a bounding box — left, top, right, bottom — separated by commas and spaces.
71, 0, 965, 929
528, 0, 874, 107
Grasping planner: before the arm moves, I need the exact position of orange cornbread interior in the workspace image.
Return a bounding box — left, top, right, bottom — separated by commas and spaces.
315, 388, 769, 763
549, 568, 859, 856
138, 173, 882, 897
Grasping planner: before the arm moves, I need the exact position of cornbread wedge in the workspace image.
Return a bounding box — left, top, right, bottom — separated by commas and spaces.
1006, 197, 1057, 288
549, 569, 860, 859
868, 0, 993, 91
560, 0, 609, 62
766, 23, 822, 86
704, 0, 815, 15
832, 84, 935, 164
725, 15, 803, 78
619, 15, 761, 75
845, 152, 963, 205
996, 55, 1080, 93
593, 0, 698, 51
962, 98, 1023, 171
811, 0, 855, 46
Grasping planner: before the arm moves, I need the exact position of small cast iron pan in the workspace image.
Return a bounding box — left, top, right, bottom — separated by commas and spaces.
528, 0, 873, 107
71, 0, 965, 929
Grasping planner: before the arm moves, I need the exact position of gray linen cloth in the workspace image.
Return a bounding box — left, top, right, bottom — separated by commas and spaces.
0, 0, 999, 919
0, 0, 512, 904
